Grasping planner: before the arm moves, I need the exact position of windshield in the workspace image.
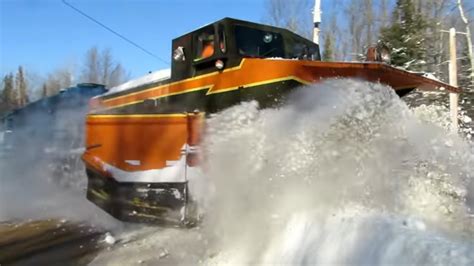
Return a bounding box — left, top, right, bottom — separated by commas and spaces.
235, 25, 285, 58
195, 26, 216, 61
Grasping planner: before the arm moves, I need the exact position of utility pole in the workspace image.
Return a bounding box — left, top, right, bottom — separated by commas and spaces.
449, 28, 459, 131
313, 0, 321, 45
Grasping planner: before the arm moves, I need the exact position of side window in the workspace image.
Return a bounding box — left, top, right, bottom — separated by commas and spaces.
234, 26, 284, 58
287, 36, 320, 61
218, 24, 226, 53
195, 26, 215, 61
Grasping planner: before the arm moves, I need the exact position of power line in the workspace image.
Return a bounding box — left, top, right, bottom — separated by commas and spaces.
62, 0, 169, 65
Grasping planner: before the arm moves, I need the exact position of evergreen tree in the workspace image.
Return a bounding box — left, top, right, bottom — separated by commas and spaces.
9, 74, 18, 109
380, 0, 428, 71
1, 73, 16, 111
0, 79, 6, 115
16, 66, 29, 107
322, 34, 334, 61
41, 83, 48, 98
0, 76, 8, 105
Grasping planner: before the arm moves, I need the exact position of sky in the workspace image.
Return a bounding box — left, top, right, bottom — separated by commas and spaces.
0, 0, 348, 84
0, 0, 272, 80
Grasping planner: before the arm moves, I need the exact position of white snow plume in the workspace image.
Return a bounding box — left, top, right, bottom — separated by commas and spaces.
202, 79, 474, 265
0, 104, 119, 228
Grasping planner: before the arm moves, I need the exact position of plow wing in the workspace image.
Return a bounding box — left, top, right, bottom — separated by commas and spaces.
299, 61, 460, 95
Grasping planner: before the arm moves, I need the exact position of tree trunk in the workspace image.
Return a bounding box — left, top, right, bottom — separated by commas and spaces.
457, 0, 474, 92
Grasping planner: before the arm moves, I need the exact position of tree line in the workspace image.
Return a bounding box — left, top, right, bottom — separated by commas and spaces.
265, 0, 474, 91
0, 67, 29, 115
265, 0, 474, 133
0, 47, 129, 116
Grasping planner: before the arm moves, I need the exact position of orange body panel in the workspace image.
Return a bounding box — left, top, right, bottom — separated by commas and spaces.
83, 114, 202, 174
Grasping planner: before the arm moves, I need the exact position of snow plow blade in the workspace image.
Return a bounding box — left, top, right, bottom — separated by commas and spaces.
86, 168, 190, 225
299, 61, 460, 95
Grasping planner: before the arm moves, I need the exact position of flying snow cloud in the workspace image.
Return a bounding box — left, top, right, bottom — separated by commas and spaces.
201, 79, 474, 265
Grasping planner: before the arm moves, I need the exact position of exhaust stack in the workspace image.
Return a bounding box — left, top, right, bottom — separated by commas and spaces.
313, 0, 321, 45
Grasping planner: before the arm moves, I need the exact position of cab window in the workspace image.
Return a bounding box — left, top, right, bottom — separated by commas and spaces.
218, 24, 226, 53
195, 26, 215, 61
234, 25, 284, 58
287, 35, 320, 60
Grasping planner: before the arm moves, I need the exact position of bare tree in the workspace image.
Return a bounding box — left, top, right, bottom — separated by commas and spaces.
264, 0, 313, 38
457, 0, 474, 91
101, 48, 113, 86
43, 75, 61, 97
80, 46, 128, 88
322, 33, 334, 61
344, 0, 378, 59
43, 65, 75, 97
364, 0, 374, 47
25, 70, 47, 101
57, 67, 74, 88
321, 11, 342, 61
41, 83, 48, 98
109, 63, 128, 88
1, 74, 16, 112
82, 46, 100, 84
345, 0, 363, 58
378, 0, 390, 28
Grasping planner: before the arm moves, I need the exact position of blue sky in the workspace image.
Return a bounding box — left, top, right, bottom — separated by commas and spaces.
0, 0, 347, 81
0, 0, 272, 79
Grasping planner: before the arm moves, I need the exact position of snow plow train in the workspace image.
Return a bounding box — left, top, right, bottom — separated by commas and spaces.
82, 18, 459, 224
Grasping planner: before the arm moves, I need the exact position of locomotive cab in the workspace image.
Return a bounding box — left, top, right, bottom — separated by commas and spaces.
170, 17, 321, 81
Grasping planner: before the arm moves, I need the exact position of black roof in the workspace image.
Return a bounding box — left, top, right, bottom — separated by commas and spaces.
175, 17, 314, 44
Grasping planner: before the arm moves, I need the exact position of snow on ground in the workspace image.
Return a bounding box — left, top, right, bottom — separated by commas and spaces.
90, 226, 211, 266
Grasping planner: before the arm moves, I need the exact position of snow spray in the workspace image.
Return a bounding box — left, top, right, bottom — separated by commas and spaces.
0, 103, 118, 227
201, 79, 474, 265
